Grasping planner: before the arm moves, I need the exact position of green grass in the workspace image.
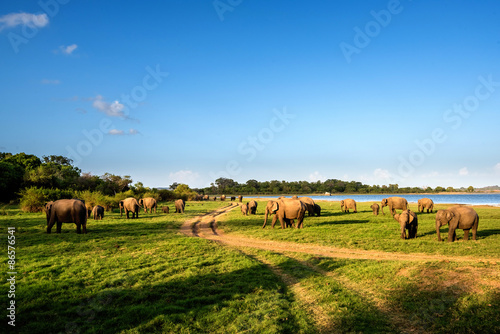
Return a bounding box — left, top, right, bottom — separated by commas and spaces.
1, 200, 499, 333
220, 200, 500, 257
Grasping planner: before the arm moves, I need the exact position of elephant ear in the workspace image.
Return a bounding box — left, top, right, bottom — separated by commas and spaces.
271, 202, 279, 213
394, 213, 400, 221
408, 212, 415, 224
445, 211, 454, 222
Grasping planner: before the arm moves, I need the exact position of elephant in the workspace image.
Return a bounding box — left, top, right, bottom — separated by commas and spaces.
393, 210, 418, 239
435, 206, 479, 242
119, 197, 140, 219
340, 199, 357, 213
91, 205, 104, 220
238, 195, 243, 203
418, 198, 434, 213
381, 197, 408, 215
213, 196, 217, 201
174, 199, 185, 213
139, 197, 157, 214
263, 198, 306, 229
230, 196, 236, 201
241, 203, 249, 216
313, 203, 321, 216
162, 206, 169, 213
299, 197, 316, 216
221, 195, 226, 201
370, 203, 380, 215
203, 195, 210, 201
45, 199, 87, 234
248, 200, 258, 214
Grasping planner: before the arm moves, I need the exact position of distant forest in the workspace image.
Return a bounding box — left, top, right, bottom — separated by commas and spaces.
195, 178, 477, 196
0, 152, 482, 203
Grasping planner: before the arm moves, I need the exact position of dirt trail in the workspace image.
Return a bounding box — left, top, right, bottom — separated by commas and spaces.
181, 204, 491, 334
180, 204, 499, 263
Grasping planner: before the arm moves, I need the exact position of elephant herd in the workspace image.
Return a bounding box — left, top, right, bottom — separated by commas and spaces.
259, 196, 479, 243
44, 197, 187, 234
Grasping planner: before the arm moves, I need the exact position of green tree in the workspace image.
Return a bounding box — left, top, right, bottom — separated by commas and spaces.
467, 186, 474, 193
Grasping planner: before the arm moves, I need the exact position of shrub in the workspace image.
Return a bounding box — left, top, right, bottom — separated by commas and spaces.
19, 187, 73, 212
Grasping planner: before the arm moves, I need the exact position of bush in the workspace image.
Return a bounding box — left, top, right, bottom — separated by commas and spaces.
19, 187, 73, 212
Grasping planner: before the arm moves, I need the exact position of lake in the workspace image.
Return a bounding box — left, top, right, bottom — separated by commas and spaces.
255, 194, 500, 206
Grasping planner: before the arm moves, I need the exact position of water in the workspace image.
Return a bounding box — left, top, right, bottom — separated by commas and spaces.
255, 194, 500, 206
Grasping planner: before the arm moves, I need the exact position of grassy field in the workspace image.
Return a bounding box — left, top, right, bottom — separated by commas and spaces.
1, 199, 499, 333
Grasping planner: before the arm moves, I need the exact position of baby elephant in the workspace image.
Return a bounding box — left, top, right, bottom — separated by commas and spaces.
91, 205, 104, 220
241, 203, 249, 216
393, 209, 418, 239
162, 206, 169, 214
370, 203, 379, 215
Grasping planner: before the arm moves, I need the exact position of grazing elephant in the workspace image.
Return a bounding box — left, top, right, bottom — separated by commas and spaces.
238, 195, 243, 203
230, 196, 236, 201
313, 203, 321, 216
418, 198, 434, 213
221, 195, 226, 201
139, 197, 157, 214
248, 200, 258, 214
91, 205, 104, 220
119, 197, 140, 219
262, 198, 306, 229
162, 206, 169, 213
298, 197, 316, 216
46, 199, 87, 234
241, 203, 249, 216
340, 199, 357, 213
203, 195, 210, 201
370, 203, 380, 215
393, 210, 418, 239
381, 197, 408, 215
435, 206, 479, 242
174, 199, 185, 213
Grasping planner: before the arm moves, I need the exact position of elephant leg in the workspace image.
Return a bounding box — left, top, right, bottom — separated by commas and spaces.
463, 229, 470, 241
472, 228, 477, 240
57, 222, 62, 233
271, 215, 278, 229
76, 223, 81, 234
448, 228, 456, 242
400, 225, 406, 239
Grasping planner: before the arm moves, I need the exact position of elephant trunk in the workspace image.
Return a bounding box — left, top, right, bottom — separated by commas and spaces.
436, 220, 442, 241
263, 208, 269, 228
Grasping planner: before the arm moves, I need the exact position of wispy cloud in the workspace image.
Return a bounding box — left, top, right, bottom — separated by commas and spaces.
41, 79, 60, 85
92, 95, 127, 118
459, 167, 469, 176
308, 171, 325, 182
0, 12, 49, 31
495, 163, 500, 173
169, 170, 200, 185
58, 44, 78, 55
108, 129, 140, 136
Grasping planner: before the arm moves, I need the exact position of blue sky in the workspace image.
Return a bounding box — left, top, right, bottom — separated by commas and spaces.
1, 0, 499, 189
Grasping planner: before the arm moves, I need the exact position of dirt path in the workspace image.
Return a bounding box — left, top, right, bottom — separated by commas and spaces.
180, 204, 498, 263
180, 205, 496, 334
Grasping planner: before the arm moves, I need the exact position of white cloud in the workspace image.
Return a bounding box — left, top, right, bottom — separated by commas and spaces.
92, 95, 127, 118
108, 128, 139, 136
373, 168, 392, 181
169, 170, 200, 186
108, 129, 124, 136
58, 44, 78, 55
495, 163, 500, 173
41, 79, 60, 85
308, 171, 325, 182
0, 12, 49, 31
459, 167, 469, 176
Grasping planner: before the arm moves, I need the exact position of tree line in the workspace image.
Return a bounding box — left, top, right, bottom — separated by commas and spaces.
197, 178, 475, 195
1, 152, 475, 208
